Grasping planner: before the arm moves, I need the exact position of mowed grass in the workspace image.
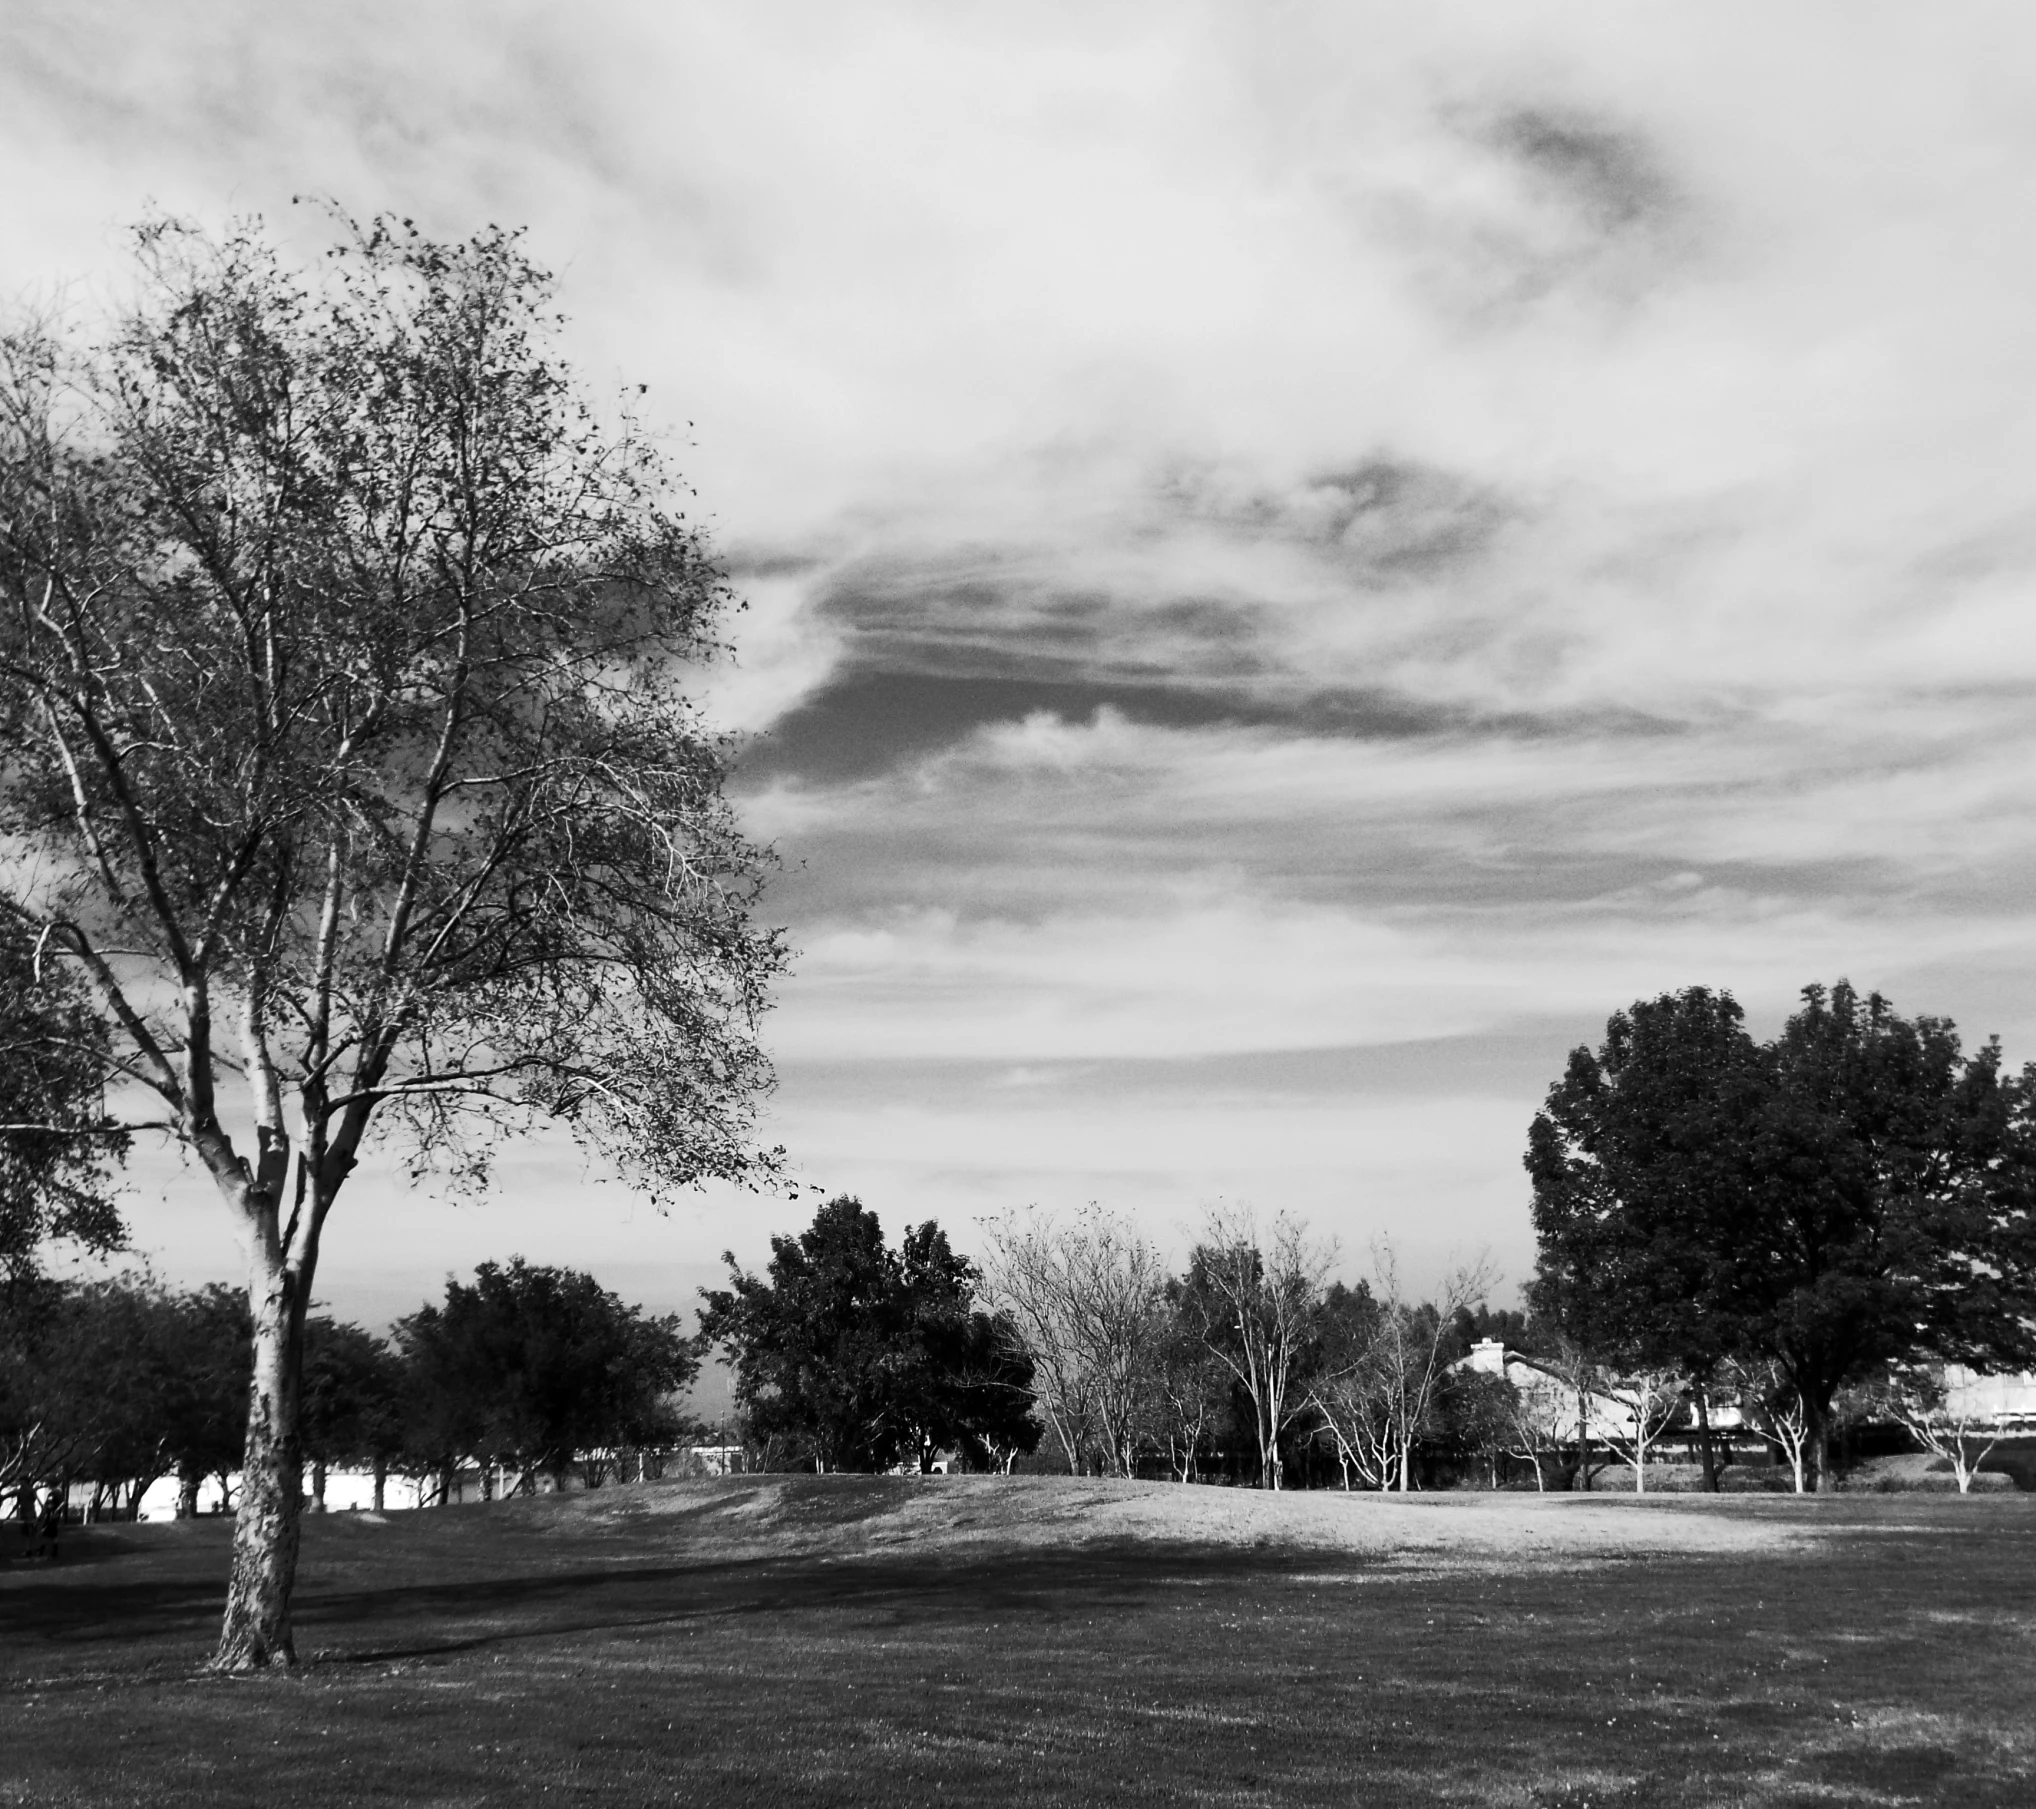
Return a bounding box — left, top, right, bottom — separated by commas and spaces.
3, 1477, 2034, 1807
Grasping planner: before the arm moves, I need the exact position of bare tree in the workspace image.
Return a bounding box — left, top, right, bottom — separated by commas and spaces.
1363, 1243, 1496, 1492
1186, 1205, 1333, 1490
1879, 1363, 2001, 1494
1306, 1278, 1395, 1489
1310, 1359, 1399, 1490
1734, 1361, 1813, 1493
1596, 1365, 1686, 1494
1154, 1298, 1229, 1483
0, 217, 784, 1667
1502, 1379, 1571, 1493
979, 1203, 1166, 1476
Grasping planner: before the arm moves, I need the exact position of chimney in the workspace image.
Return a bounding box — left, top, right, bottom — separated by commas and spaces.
1468, 1338, 1508, 1376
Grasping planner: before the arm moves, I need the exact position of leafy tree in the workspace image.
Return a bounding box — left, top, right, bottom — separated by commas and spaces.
148, 1282, 254, 1517
1, 1279, 101, 1529
1530, 981, 2036, 1491
0, 922, 126, 1289
909, 1307, 1043, 1474
1436, 1368, 1521, 1490
701, 1197, 1034, 1473
1747, 982, 2036, 1485
700, 1198, 905, 1472
0, 215, 783, 1664
299, 1318, 405, 1511
1527, 987, 1764, 1488
890, 1223, 1040, 1473
396, 1259, 695, 1497
1, 1277, 248, 1529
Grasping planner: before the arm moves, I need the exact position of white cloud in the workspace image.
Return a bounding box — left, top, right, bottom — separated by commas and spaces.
10, 3, 2036, 1283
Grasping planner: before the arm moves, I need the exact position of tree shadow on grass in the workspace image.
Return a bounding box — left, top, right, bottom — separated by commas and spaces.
2, 1539, 1369, 1672
309, 1538, 1364, 1662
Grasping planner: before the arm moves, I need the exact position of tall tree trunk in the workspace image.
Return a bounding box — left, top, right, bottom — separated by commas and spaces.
1808, 1397, 1831, 1495
213, 1250, 306, 1671
176, 1464, 200, 1519
1576, 1385, 1592, 1493
1694, 1386, 1719, 1492
372, 1457, 387, 1514
1259, 1420, 1281, 1490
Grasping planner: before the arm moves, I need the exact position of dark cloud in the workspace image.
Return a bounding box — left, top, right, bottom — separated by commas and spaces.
755, 450, 1526, 783
1487, 108, 1675, 238
1375, 99, 1691, 317
737, 670, 1431, 782
735, 662, 1679, 785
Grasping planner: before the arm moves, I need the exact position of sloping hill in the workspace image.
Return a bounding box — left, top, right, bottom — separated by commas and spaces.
525, 1471, 1817, 1568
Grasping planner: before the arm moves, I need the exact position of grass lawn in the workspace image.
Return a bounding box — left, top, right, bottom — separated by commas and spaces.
3, 1476, 2033, 1807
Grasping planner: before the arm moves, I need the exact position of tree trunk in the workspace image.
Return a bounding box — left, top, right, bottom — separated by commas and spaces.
1808, 1397, 1831, 1494
1259, 1425, 1281, 1490
1576, 1386, 1592, 1493
213, 1255, 306, 1672
372, 1457, 387, 1513
176, 1464, 200, 1520
311, 1459, 327, 1513
1694, 1387, 1719, 1492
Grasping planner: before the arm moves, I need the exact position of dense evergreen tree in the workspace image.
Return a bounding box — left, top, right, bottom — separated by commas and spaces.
700, 1196, 1040, 1472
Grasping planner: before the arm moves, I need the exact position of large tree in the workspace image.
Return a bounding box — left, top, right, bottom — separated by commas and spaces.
1526, 987, 1765, 1487
1529, 982, 2036, 1489
0, 215, 784, 1664
1747, 983, 2036, 1483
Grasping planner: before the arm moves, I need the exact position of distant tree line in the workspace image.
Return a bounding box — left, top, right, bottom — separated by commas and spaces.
719, 975, 2036, 1495
11, 975, 2030, 1526
701, 1194, 1534, 1489
2, 1258, 695, 1536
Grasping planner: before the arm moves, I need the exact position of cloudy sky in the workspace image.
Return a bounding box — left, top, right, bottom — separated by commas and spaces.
9, 2, 2036, 1324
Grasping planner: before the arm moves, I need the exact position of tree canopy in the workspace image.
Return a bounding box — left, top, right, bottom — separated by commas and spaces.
1529, 980, 2036, 1487
0, 921, 127, 1289
397, 1259, 695, 1492
700, 1196, 1039, 1473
